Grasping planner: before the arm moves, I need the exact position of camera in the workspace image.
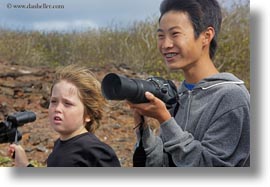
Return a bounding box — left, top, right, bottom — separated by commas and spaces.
0, 111, 36, 144
101, 73, 178, 108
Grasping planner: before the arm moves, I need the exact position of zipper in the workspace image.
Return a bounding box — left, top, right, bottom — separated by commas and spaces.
180, 80, 244, 131
184, 90, 192, 131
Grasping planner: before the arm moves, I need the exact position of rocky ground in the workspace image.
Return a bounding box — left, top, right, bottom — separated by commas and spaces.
0, 60, 158, 167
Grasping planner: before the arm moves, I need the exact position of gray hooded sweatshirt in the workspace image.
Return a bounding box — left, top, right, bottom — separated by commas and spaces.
137, 73, 250, 167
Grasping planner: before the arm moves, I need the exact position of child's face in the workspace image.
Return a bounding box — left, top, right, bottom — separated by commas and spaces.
157, 11, 205, 71
49, 80, 88, 140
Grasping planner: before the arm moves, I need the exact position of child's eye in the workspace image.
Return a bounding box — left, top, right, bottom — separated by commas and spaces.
65, 102, 73, 106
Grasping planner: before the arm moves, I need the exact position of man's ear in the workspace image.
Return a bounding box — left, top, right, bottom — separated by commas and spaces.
202, 27, 215, 46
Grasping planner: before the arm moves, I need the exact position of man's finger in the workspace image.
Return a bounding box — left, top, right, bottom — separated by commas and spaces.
145, 92, 155, 102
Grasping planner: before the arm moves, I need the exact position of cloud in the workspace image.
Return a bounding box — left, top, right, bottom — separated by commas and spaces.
32, 20, 99, 32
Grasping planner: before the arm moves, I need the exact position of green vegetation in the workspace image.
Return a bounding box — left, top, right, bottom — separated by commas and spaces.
0, 3, 249, 89
0, 155, 44, 167
0, 156, 12, 166
216, 3, 250, 90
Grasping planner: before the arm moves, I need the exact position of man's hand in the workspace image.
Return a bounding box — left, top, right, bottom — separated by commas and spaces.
127, 92, 171, 124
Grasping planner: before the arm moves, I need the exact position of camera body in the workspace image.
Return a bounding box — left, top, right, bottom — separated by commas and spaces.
0, 111, 36, 144
101, 73, 178, 108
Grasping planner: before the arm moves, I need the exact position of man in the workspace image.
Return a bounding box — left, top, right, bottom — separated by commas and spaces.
128, 0, 250, 167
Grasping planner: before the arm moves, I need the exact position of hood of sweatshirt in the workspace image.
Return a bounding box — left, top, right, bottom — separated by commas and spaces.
178, 73, 245, 93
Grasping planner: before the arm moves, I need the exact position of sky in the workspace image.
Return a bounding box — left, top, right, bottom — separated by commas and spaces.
0, 0, 162, 31
0, 0, 241, 32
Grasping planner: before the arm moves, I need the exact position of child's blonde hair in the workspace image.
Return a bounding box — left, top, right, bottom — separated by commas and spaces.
51, 64, 107, 133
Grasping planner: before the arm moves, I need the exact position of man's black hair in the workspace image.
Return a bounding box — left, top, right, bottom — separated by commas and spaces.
159, 0, 222, 59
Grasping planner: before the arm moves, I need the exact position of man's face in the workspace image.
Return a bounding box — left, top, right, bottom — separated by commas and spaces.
157, 11, 204, 71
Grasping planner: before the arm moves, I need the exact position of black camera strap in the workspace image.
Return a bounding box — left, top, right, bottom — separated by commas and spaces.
132, 100, 180, 167
133, 116, 146, 167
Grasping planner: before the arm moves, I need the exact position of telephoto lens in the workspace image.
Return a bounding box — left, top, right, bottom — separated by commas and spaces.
101, 73, 156, 103
7, 111, 36, 127
101, 73, 178, 107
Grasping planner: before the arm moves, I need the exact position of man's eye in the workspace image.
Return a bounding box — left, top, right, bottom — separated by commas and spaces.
172, 32, 180, 36
50, 100, 57, 103
158, 34, 164, 39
